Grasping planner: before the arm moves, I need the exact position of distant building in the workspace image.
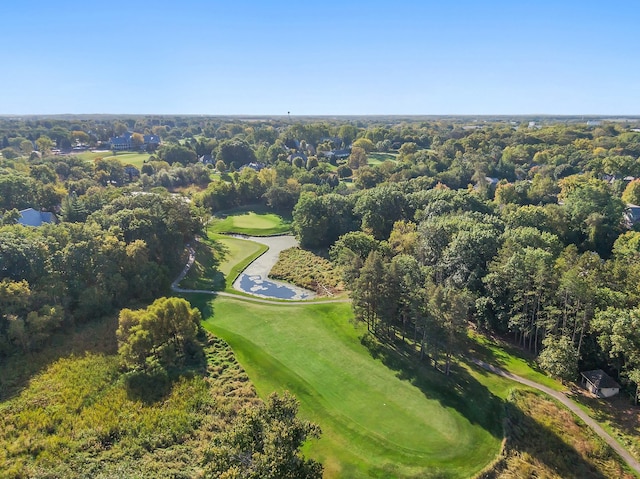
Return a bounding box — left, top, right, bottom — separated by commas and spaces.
322, 149, 351, 163
625, 204, 640, 226
240, 162, 266, 172
18, 208, 56, 227
109, 132, 160, 151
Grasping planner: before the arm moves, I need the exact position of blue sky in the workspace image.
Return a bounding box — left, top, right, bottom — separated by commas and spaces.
0, 0, 638, 115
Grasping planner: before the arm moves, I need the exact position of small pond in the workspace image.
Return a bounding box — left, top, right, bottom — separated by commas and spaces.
231, 235, 316, 300
235, 274, 312, 300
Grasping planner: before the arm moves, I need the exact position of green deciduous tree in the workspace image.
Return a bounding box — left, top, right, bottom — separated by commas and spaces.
593, 307, 640, 403
159, 144, 198, 166
622, 179, 640, 205
538, 335, 579, 383
35, 136, 54, 156
559, 174, 625, 256
217, 139, 257, 168
116, 297, 202, 371
354, 184, 409, 240
352, 137, 375, 153
204, 392, 322, 479
348, 147, 368, 170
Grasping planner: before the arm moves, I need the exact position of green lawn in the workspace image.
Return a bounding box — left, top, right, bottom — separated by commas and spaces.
210, 207, 292, 236
200, 297, 504, 479
368, 152, 398, 166
214, 233, 267, 290
181, 232, 267, 291
466, 331, 564, 391
76, 151, 152, 168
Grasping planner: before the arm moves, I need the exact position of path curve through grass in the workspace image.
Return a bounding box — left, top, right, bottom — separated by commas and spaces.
471, 358, 640, 475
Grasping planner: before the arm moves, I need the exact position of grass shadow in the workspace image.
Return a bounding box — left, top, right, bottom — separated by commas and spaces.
488, 390, 615, 479
361, 332, 504, 438
0, 314, 119, 402
465, 331, 551, 380
181, 237, 227, 291
124, 334, 207, 404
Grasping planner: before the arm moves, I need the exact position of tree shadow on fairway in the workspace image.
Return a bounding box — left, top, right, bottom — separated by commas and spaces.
181, 292, 216, 320
187, 237, 227, 291
362, 333, 504, 438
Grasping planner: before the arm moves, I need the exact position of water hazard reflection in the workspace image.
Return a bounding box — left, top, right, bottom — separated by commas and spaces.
231, 235, 316, 300
236, 274, 311, 300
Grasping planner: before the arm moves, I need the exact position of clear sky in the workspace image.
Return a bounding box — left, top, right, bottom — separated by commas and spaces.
1, 0, 638, 115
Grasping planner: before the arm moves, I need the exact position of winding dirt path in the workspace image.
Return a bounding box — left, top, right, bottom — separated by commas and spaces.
471, 358, 640, 474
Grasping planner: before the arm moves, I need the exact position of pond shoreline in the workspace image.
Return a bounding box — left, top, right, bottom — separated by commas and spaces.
230, 235, 317, 300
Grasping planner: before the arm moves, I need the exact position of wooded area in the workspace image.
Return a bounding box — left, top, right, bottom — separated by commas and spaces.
3, 114, 640, 476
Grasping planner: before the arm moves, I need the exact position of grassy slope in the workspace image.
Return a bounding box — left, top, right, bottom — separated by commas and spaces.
481, 389, 636, 479
180, 230, 267, 292
201, 297, 503, 479
183, 218, 634, 477
571, 392, 640, 464
467, 331, 563, 391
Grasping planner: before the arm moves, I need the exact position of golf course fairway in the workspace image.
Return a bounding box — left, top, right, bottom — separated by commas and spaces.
201, 296, 502, 479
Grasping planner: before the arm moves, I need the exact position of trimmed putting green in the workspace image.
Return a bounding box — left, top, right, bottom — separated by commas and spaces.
210, 208, 292, 236
201, 297, 503, 479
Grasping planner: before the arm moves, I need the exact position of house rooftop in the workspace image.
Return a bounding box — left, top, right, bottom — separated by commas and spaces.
18, 208, 56, 227
580, 369, 620, 390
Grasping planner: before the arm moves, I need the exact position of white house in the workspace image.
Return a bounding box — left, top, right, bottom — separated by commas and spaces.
580, 369, 620, 398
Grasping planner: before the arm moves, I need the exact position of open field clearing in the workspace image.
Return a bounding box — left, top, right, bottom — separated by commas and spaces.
368, 152, 398, 166
75, 150, 152, 168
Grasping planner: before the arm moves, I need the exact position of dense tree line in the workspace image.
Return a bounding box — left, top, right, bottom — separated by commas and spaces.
317, 177, 640, 398
0, 193, 200, 357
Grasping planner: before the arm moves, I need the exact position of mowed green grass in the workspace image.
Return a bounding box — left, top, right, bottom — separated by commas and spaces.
368, 152, 398, 166
180, 232, 267, 291
76, 150, 152, 168
467, 331, 563, 391
210, 208, 292, 236
201, 297, 503, 479
214, 233, 266, 289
